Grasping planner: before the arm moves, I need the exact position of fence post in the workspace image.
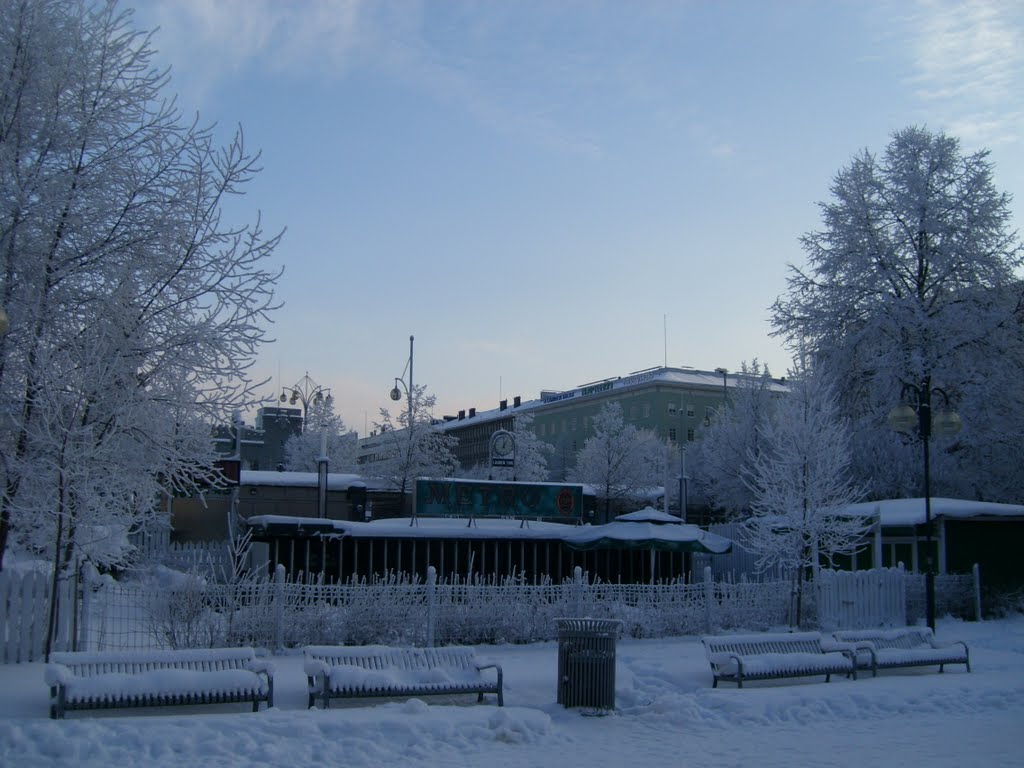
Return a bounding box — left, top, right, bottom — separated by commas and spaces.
426, 566, 437, 647
972, 563, 982, 621
572, 566, 584, 617
78, 565, 94, 653
703, 566, 714, 634
274, 564, 286, 651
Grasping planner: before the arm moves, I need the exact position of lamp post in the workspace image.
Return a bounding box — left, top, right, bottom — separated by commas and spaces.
390, 336, 415, 508
390, 335, 414, 427
888, 376, 962, 631
281, 372, 331, 426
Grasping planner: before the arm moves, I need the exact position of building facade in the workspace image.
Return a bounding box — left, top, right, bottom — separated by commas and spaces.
213, 406, 303, 471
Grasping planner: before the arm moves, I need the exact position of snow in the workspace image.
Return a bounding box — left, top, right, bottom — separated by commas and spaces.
844, 498, 1024, 526
3, 616, 1022, 767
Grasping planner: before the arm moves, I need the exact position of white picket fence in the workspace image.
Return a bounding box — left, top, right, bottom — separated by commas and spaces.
0, 570, 77, 663
133, 532, 233, 579
816, 567, 907, 629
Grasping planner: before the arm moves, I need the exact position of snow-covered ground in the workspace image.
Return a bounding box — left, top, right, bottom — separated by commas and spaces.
1, 616, 1022, 767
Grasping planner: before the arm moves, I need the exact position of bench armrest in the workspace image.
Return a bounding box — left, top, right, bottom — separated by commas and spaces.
706, 651, 742, 667
820, 639, 860, 655
930, 638, 969, 652
304, 659, 330, 678
248, 658, 276, 676
44, 664, 74, 687
474, 660, 503, 677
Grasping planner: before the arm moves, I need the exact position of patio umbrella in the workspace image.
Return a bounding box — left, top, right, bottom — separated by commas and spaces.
564, 506, 733, 554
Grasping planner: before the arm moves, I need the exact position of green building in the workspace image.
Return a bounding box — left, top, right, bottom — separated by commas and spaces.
430, 365, 787, 491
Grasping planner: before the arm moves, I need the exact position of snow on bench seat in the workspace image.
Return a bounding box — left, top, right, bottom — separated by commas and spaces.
45, 647, 274, 719
701, 632, 858, 688
832, 627, 970, 676
303, 645, 503, 708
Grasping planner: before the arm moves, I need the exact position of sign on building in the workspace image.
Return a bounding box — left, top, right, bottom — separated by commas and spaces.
415, 479, 583, 520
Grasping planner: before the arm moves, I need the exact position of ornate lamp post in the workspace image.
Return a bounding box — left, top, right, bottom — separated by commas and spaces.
280, 372, 330, 426
888, 376, 962, 631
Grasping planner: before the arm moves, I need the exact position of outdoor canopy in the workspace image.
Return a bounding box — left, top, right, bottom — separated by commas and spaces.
564, 506, 733, 554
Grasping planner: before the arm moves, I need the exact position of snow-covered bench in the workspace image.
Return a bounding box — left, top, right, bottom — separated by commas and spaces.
303, 645, 504, 709
45, 647, 274, 719
701, 632, 858, 688
832, 627, 970, 677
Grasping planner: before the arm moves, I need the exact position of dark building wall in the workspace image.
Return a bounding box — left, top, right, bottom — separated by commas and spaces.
946, 519, 1023, 590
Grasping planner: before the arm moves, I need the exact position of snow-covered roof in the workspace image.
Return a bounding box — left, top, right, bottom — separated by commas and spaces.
245, 515, 584, 541
845, 498, 1024, 526
615, 506, 684, 524
244, 514, 734, 550
431, 366, 788, 432
240, 470, 391, 491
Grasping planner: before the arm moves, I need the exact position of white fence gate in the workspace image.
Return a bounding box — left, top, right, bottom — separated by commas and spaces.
0, 570, 77, 663
816, 567, 907, 630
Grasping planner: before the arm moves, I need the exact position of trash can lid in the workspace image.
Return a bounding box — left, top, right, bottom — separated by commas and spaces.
555, 618, 624, 634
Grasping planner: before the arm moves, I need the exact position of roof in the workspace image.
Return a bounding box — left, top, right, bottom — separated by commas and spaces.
243, 514, 733, 551
845, 498, 1024, 526
240, 470, 392, 491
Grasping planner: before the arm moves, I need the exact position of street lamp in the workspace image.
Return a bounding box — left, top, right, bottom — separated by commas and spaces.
280, 372, 330, 425
888, 376, 962, 631
390, 335, 415, 426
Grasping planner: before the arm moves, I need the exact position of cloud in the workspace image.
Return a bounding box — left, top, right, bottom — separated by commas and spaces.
901, 0, 1024, 146
140, 0, 366, 100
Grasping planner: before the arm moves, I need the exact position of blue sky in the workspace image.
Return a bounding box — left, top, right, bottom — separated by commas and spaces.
130, 0, 1024, 435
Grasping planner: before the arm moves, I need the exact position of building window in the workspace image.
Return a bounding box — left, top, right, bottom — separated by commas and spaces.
571, 416, 577, 432
540, 423, 546, 437
687, 404, 695, 417
643, 403, 651, 418
687, 428, 695, 442
629, 405, 637, 420
669, 427, 677, 442
668, 402, 677, 415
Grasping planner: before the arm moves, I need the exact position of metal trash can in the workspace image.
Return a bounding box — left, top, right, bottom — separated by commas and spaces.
556, 618, 622, 710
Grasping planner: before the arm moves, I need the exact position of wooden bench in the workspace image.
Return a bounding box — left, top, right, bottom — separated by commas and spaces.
701, 632, 858, 688
45, 647, 274, 719
303, 645, 503, 709
833, 627, 970, 677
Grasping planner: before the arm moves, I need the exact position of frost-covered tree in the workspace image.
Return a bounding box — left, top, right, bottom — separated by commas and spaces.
283, 396, 357, 473
460, 412, 553, 482
570, 402, 665, 522
0, 1, 281, 571
693, 360, 779, 517
741, 362, 869, 626
772, 126, 1024, 503
371, 384, 458, 506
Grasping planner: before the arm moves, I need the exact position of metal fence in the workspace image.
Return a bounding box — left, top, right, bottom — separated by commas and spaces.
1, 563, 981, 661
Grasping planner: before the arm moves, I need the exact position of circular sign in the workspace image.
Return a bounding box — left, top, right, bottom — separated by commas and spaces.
556, 488, 576, 516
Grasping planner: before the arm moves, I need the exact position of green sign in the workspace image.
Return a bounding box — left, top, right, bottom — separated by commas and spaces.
415, 479, 583, 520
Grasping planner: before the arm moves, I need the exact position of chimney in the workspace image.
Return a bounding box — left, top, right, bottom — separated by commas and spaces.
458, 410, 465, 420
500, 399, 507, 411
468, 407, 476, 418
513, 395, 521, 407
